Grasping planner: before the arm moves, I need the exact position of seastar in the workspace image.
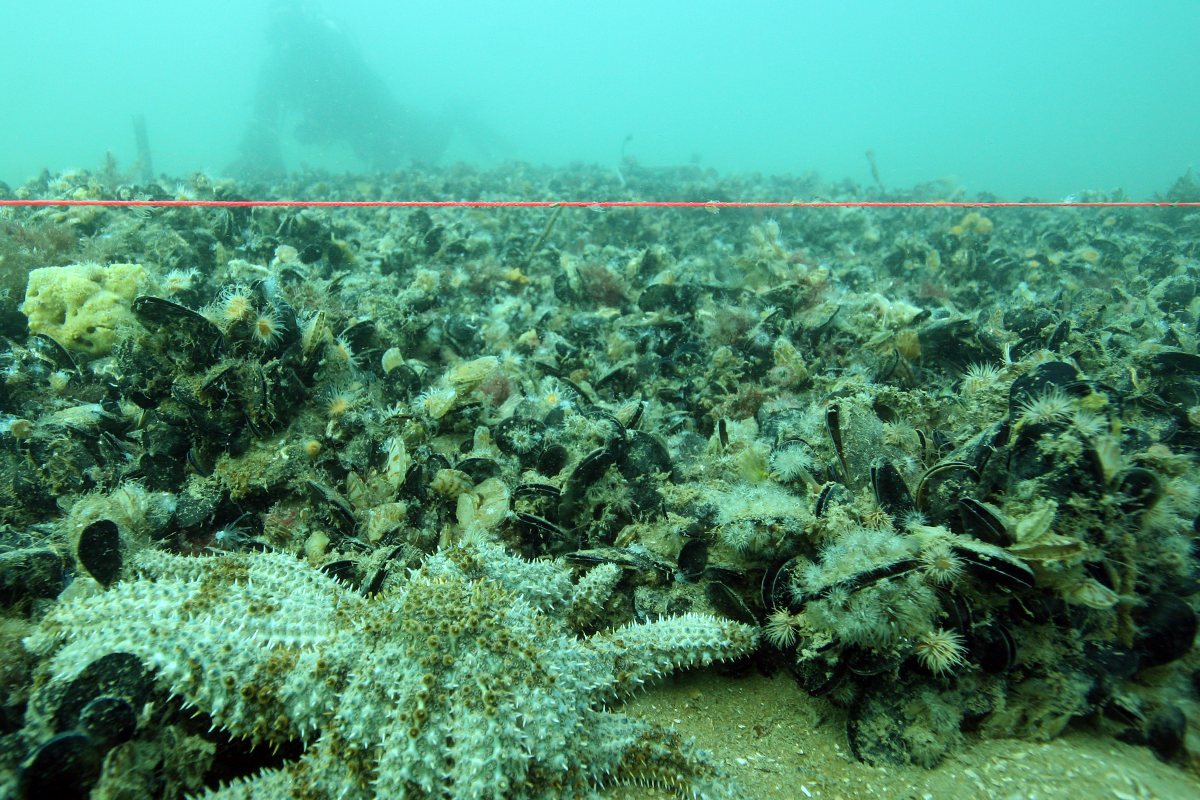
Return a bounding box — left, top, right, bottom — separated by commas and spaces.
27, 543, 758, 799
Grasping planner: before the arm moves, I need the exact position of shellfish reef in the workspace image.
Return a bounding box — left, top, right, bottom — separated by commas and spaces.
0, 162, 1199, 799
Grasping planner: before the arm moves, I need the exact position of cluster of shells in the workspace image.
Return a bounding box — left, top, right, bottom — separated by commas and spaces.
1, 164, 1199, 782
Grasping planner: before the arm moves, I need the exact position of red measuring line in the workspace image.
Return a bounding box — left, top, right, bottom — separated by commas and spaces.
1, 200, 1198, 209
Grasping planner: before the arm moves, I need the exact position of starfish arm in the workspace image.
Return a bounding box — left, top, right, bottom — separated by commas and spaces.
589, 613, 759, 693
578, 710, 739, 800
26, 551, 363, 744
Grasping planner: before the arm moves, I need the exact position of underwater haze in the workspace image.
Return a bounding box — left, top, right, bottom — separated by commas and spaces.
2, 0, 1199, 199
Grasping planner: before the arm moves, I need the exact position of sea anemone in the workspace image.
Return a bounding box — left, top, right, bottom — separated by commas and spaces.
918, 542, 965, 585
1016, 386, 1073, 427
323, 384, 361, 418
913, 628, 967, 675
961, 362, 1004, 397
219, 284, 255, 325
250, 306, 285, 346
764, 609, 804, 648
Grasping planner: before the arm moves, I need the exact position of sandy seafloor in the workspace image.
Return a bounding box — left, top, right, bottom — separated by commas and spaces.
623, 670, 1200, 800
3, 160, 1200, 799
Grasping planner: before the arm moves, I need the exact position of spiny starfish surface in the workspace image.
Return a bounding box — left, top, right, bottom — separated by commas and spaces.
27, 543, 758, 799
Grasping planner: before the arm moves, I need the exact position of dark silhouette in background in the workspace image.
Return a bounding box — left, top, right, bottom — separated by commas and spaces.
228, 2, 470, 180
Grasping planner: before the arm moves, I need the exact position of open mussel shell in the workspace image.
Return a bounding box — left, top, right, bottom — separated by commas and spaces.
915, 461, 980, 525
957, 497, 1010, 546
565, 547, 673, 582
305, 480, 356, 534
952, 540, 1034, 591
17, 732, 101, 800
77, 520, 121, 588
762, 555, 806, 613
1007, 360, 1079, 416
29, 332, 79, 375
706, 581, 757, 625
1133, 593, 1197, 669
870, 460, 914, 521
813, 481, 852, 518
967, 623, 1017, 674
677, 538, 708, 583
536, 444, 570, 477
1114, 468, 1162, 514
454, 457, 501, 483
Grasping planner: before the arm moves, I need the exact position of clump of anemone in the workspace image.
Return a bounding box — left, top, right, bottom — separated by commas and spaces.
913, 628, 967, 675
770, 443, 817, 486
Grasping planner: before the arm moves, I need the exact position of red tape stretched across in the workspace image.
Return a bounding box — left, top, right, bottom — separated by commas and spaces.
1, 199, 1198, 209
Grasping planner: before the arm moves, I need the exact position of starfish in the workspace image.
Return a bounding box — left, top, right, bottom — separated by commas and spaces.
28, 543, 758, 799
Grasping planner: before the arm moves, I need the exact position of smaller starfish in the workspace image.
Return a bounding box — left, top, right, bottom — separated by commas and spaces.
29, 542, 758, 799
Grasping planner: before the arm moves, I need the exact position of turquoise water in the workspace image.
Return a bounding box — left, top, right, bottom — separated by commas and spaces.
1, 0, 1197, 198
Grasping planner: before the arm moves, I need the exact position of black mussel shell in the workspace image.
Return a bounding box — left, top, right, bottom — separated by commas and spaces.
870, 460, 914, 521
792, 651, 848, 697
1082, 643, 1141, 679
511, 482, 559, 500
638, 282, 697, 313
953, 542, 1034, 591
305, 480, 356, 533
0, 548, 64, 605
494, 416, 547, 457
958, 498, 1010, 546
1007, 361, 1079, 415
1147, 705, 1187, 762
514, 512, 570, 552
677, 538, 708, 583
131, 295, 212, 329
444, 315, 482, 354
1133, 593, 1197, 668
78, 695, 138, 749
29, 332, 79, 374
1115, 468, 1162, 514
763, 556, 806, 612
566, 547, 673, 578
706, 581, 757, 625
385, 363, 421, 396
617, 430, 672, 480
536, 444, 570, 477
1152, 351, 1200, 376
813, 482, 852, 518
319, 560, 357, 586
51, 653, 152, 735
339, 320, 376, 353
77, 520, 121, 588
455, 457, 502, 483
844, 643, 909, 677
558, 447, 618, 521
17, 732, 101, 800
968, 623, 1016, 673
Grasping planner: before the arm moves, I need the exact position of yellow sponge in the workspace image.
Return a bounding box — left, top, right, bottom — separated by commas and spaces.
21, 263, 150, 355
